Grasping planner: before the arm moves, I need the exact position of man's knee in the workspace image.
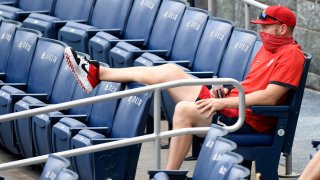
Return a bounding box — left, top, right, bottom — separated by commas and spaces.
173, 101, 194, 126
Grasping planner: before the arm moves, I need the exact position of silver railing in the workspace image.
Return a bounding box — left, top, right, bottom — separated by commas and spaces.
0, 78, 245, 170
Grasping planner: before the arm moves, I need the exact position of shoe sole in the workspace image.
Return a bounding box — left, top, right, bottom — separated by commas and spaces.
64, 47, 93, 93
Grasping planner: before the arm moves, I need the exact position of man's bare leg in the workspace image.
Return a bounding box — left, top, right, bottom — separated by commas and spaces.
165, 101, 213, 170
99, 64, 202, 102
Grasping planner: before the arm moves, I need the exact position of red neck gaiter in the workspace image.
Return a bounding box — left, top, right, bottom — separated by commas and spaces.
260, 31, 294, 53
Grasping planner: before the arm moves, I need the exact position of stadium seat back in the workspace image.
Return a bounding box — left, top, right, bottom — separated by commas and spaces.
0, 19, 22, 72
169, 7, 208, 67
26, 37, 65, 95
206, 151, 243, 180
40, 154, 70, 180
111, 83, 152, 138
193, 136, 237, 179
124, 0, 162, 43
18, 0, 54, 11
225, 164, 251, 180
5, 27, 41, 83
217, 27, 257, 81
49, 59, 78, 104
55, 168, 79, 180
53, 0, 93, 20
89, 0, 133, 29
87, 81, 123, 127
147, 0, 186, 55
192, 17, 233, 73
71, 129, 105, 180
244, 38, 262, 78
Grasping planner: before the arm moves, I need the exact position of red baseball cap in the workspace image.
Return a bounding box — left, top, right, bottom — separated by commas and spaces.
251, 6, 296, 27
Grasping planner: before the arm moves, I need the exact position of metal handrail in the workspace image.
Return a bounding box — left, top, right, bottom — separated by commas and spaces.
0, 78, 245, 170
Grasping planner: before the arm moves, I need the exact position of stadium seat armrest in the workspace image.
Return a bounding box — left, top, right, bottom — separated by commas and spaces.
148, 170, 188, 179
186, 71, 215, 78
312, 140, 320, 148
53, 20, 87, 29
251, 105, 289, 118
110, 39, 145, 46
86, 127, 110, 134
132, 50, 167, 57
0, 83, 27, 90
153, 60, 190, 67
49, 114, 87, 123
0, 2, 15, 5
0, 72, 6, 80
91, 138, 124, 145
29, 104, 48, 109
87, 28, 122, 37
11, 93, 48, 102
16, 10, 50, 21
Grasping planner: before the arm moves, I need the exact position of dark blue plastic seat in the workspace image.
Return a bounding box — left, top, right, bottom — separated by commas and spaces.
0, 27, 41, 151
55, 168, 79, 180
0, 0, 54, 21
22, 0, 95, 38
88, 0, 162, 64
70, 82, 152, 180
0, 38, 66, 156
109, 0, 187, 68
40, 154, 71, 180
0, 27, 41, 83
226, 53, 312, 179
225, 164, 251, 180
0, 19, 22, 74
58, 0, 133, 53
149, 125, 249, 180
50, 81, 122, 155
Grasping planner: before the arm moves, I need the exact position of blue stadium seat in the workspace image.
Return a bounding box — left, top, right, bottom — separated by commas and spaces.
111, 6, 207, 69
70, 82, 152, 180
22, 0, 95, 38
109, 0, 187, 68
49, 81, 122, 155
40, 154, 70, 180
13, 58, 79, 157
133, 6, 210, 68
0, 19, 22, 74
0, 0, 54, 21
244, 38, 262, 78
0, 27, 41, 83
0, 38, 66, 156
0, 27, 41, 151
225, 164, 251, 180
58, 0, 134, 53
88, 0, 162, 64
226, 53, 312, 179
55, 168, 79, 180
149, 125, 249, 180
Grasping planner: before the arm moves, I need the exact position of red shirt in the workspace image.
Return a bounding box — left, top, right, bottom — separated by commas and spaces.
220, 43, 305, 133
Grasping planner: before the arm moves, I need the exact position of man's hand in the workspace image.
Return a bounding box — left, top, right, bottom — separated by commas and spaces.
195, 98, 227, 118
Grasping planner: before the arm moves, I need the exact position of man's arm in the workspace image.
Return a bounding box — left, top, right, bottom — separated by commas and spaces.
196, 84, 290, 118
225, 84, 290, 108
